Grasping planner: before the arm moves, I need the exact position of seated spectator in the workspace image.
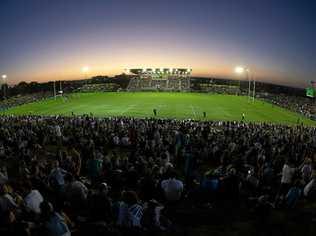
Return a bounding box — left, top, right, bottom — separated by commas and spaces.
63, 174, 88, 212
300, 158, 312, 184
0, 167, 8, 185
142, 199, 169, 231
23, 181, 44, 215
88, 182, 112, 222
285, 180, 302, 208
279, 160, 296, 198
116, 191, 143, 228
48, 160, 67, 191
86, 152, 103, 182
304, 177, 316, 199
39, 201, 71, 236
0, 184, 17, 225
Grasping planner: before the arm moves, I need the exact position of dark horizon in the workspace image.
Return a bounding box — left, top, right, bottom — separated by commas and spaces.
7, 73, 310, 92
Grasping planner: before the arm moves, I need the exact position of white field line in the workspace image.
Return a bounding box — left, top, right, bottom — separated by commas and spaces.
217, 106, 230, 117
119, 104, 137, 115
190, 105, 197, 119
157, 104, 167, 108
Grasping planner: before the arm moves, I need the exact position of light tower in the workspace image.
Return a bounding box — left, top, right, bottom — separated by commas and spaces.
234, 66, 255, 101
81, 66, 90, 86
1, 74, 8, 98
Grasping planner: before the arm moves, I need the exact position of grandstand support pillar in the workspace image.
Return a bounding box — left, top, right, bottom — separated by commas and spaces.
166, 78, 169, 88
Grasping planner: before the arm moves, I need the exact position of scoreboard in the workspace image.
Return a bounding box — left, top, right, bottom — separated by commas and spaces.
306, 87, 315, 98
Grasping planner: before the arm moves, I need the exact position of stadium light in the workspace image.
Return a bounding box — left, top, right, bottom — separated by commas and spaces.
81, 66, 90, 86
1, 74, 8, 98
234, 66, 245, 74
81, 66, 90, 73
234, 66, 254, 101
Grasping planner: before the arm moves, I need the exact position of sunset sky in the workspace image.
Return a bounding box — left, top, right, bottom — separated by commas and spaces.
0, 0, 315, 87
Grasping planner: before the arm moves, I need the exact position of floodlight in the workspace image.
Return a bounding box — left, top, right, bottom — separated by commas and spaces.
81, 66, 90, 73
2, 74, 7, 79
234, 66, 245, 74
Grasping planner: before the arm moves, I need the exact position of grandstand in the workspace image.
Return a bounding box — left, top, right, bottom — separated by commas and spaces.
127, 68, 192, 91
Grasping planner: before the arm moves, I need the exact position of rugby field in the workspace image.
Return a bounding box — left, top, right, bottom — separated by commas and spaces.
1, 92, 315, 125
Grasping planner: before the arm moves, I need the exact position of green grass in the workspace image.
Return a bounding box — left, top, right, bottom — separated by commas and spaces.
1, 92, 315, 125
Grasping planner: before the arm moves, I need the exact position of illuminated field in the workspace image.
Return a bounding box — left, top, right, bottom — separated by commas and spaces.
2, 92, 315, 125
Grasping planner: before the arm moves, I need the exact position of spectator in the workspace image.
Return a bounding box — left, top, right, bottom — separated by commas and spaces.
48, 160, 67, 191
161, 171, 184, 202
39, 201, 71, 236
23, 181, 44, 215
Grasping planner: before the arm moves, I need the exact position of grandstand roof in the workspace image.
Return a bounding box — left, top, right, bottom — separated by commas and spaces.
127, 68, 192, 75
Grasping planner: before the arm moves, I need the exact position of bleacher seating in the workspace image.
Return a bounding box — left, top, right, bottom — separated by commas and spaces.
127, 76, 190, 91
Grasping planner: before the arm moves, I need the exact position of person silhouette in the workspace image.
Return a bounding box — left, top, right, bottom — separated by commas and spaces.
242, 113, 245, 121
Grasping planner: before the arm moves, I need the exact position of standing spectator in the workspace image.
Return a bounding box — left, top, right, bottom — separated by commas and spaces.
161, 171, 184, 202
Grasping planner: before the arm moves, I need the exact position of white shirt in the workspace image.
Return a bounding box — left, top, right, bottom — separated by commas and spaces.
281, 164, 296, 184
0, 171, 8, 185
55, 125, 62, 137
24, 190, 44, 214
161, 178, 184, 201
304, 179, 315, 197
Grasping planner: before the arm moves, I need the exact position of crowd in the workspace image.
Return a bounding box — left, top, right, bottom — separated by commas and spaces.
260, 93, 315, 119
196, 84, 240, 95
76, 84, 121, 93
0, 92, 52, 111
0, 115, 316, 235
127, 77, 190, 91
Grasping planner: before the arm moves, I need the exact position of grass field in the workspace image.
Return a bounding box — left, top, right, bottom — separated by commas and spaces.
1, 92, 315, 125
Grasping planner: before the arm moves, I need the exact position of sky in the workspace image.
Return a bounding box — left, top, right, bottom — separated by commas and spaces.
0, 0, 315, 87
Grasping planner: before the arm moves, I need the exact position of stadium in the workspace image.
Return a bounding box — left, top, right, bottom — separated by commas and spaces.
0, 70, 316, 236
1, 1, 316, 236
1, 68, 315, 126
